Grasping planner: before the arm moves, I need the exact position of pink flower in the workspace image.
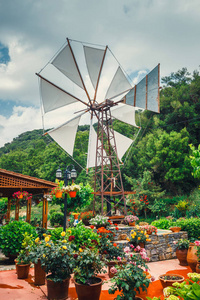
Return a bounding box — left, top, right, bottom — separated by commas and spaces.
130, 244, 134, 248
110, 266, 118, 274
124, 247, 131, 254
136, 245, 141, 251
173, 241, 177, 244
195, 240, 200, 246
151, 276, 155, 282
117, 256, 122, 261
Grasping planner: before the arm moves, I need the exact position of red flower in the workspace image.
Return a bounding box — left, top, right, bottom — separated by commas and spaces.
103, 250, 108, 254
116, 227, 119, 231
90, 225, 94, 229
68, 235, 75, 241
74, 254, 78, 259
113, 243, 117, 247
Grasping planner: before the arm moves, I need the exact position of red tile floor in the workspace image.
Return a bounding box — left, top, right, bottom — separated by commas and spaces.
0, 259, 190, 300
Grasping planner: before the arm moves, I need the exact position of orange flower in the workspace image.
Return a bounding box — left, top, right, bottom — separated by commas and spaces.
113, 243, 117, 247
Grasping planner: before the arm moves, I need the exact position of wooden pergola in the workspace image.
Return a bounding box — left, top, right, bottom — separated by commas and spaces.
0, 168, 57, 228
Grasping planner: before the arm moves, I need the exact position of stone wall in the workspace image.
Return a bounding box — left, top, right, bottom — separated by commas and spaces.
111, 226, 188, 262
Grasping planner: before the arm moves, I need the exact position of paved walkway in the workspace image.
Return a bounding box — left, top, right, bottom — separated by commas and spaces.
0, 253, 189, 300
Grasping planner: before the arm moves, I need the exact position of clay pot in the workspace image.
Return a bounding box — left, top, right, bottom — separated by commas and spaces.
46, 276, 70, 300
82, 219, 90, 226
187, 243, 198, 272
159, 274, 184, 288
169, 227, 181, 233
196, 261, 200, 274
16, 263, 30, 279
129, 222, 135, 226
74, 276, 102, 300
176, 248, 188, 266
69, 191, 76, 198
55, 191, 63, 198
34, 259, 46, 285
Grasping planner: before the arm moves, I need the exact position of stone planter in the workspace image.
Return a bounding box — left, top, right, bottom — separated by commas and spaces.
176, 248, 188, 266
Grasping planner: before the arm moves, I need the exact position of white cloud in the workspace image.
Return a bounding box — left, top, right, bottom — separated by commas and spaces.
0, 0, 200, 147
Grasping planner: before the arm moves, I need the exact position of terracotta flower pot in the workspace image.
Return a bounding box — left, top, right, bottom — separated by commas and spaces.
159, 274, 184, 288
196, 261, 200, 273
16, 263, 30, 279
129, 222, 135, 226
56, 191, 63, 198
46, 276, 70, 300
176, 248, 188, 266
74, 276, 102, 300
169, 226, 181, 233
34, 259, 46, 285
187, 242, 198, 272
69, 191, 76, 198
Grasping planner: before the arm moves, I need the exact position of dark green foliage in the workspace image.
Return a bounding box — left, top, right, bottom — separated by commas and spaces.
50, 211, 64, 227
0, 198, 7, 223
0, 221, 37, 256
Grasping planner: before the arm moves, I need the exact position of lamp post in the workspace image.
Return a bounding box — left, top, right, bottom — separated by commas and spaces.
56, 165, 77, 231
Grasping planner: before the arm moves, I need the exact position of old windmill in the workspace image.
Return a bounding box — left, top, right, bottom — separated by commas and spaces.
36, 38, 160, 215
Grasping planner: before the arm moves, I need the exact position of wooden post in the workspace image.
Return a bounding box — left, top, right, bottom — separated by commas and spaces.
15, 198, 20, 221
42, 196, 48, 229
6, 197, 11, 224
26, 198, 31, 223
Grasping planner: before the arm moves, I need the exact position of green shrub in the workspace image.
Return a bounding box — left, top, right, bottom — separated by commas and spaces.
152, 217, 200, 240
49, 227, 63, 242
0, 198, 8, 223
0, 221, 37, 256
50, 212, 64, 227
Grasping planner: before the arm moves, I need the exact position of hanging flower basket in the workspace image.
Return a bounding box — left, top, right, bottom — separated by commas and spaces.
69, 191, 76, 198
12, 191, 32, 202
56, 191, 63, 198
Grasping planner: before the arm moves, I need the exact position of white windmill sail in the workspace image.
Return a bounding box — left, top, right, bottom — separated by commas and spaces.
51, 44, 84, 89
111, 103, 139, 128
125, 64, 160, 113
40, 77, 79, 113
47, 115, 82, 156
105, 66, 132, 100
87, 125, 109, 170
111, 130, 133, 162
84, 45, 106, 90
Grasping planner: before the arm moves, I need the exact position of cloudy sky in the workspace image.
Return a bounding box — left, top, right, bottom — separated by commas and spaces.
0, 0, 200, 148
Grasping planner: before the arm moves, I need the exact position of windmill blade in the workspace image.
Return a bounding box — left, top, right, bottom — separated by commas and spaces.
83, 45, 107, 91
111, 103, 139, 127
124, 64, 160, 113
87, 125, 109, 170
46, 114, 83, 156
105, 66, 132, 101
39, 77, 85, 113
51, 44, 84, 90
110, 130, 133, 162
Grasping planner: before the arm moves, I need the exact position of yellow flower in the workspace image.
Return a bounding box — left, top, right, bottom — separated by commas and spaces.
126, 238, 130, 241
141, 231, 144, 234
43, 233, 47, 237
138, 237, 141, 240
45, 236, 50, 243
63, 246, 67, 250
79, 248, 83, 252
61, 231, 66, 237
46, 243, 51, 247
146, 234, 149, 238
68, 229, 72, 234
43, 254, 46, 258
62, 239, 67, 243
35, 237, 40, 243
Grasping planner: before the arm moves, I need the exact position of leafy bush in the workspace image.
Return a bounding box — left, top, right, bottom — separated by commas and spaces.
0, 198, 8, 223
152, 217, 200, 240
49, 227, 63, 242
50, 211, 64, 227
0, 221, 37, 256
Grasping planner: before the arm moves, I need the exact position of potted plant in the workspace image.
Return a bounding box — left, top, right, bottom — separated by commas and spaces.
80, 211, 95, 226
124, 215, 139, 226
73, 247, 106, 300
15, 232, 33, 279
40, 232, 75, 300
142, 225, 157, 235
173, 238, 190, 266
194, 240, 200, 273
89, 215, 110, 229
187, 242, 198, 272
108, 244, 151, 300
129, 226, 151, 248
161, 272, 200, 299
64, 183, 81, 198
97, 227, 125, 278
159, 274, 185, 288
